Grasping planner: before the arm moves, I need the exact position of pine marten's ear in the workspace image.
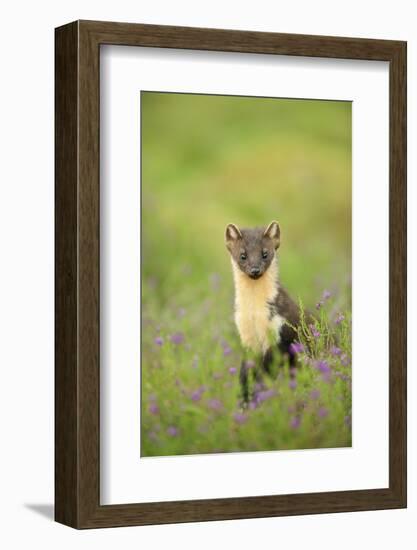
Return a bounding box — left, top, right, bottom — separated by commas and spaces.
225, 223, 242, 249
264, 221, 280, 249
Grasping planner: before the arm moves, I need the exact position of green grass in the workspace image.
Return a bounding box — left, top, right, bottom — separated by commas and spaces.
141, 92, 352, 456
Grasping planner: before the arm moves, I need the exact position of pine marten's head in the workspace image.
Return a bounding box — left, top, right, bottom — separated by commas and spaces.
225, 221, 280, 280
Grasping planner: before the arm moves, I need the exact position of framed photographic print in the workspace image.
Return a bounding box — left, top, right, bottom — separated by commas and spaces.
55, 20, 407, 528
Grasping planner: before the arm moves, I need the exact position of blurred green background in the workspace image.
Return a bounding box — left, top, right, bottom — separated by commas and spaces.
142, 92, 351, 305
140, 92, 352, 456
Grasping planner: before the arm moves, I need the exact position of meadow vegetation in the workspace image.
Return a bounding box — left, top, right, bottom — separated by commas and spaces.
141, 92, 352, 456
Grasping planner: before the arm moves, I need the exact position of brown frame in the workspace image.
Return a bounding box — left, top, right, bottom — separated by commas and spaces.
55, 20, 407, 529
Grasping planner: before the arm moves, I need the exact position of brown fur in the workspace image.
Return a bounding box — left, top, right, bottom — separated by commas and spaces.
225, 221, 305, 402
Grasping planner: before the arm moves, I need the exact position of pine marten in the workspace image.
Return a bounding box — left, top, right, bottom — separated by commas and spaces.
225, 221, 305, 402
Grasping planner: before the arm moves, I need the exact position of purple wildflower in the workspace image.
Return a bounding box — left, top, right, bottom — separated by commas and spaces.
340, 354, 350, 366
310, 389, 321, 400
154, 336, 164, 346
330, 346, 342, 356
222, 344, 232, 357
290, 416, 301, 429
256, 388, 277, 403
344, 415, 352, 427
167, 426, 179, 437
289, 342, 304, 354
316, 360, 330, 374
148, 402, 159, 415
309, 324, 321, 339
289, 379, 297, 390
318, 407, 329, 418
322, 289, 332, 301
233, 412, 248, 425
316, 301, 323, 310
190, 390, 202, 402
229, 366, 237, 375
208, 398, 223, 411
335, 313, 345, 325
170, 332, 185, 345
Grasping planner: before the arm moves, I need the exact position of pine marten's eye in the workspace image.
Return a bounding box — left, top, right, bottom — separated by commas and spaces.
240, 252, 247, 261
262, 250, 268, 259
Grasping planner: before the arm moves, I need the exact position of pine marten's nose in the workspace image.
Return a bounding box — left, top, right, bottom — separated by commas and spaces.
250, 267, 260, 277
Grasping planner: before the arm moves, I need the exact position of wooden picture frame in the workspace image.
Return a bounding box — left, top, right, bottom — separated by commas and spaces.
55, 20, 407, 529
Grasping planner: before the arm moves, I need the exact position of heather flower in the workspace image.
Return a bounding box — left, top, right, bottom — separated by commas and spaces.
233, 412, 248, 425
148, 402, 159, 415
316, 290, 331, 311
256, 388, 276, 403
310, 389, 320, 400
330, 346, 342, 356
340, 354, 350, 366
318, 407, 329, 418
167, 426, 179, 437
322, 289, 332, 301
289, 379, 297, 390
335, 313, 345, 325
190, 389, 203, 402
229, 366, 237, 375
309, 324, 320, 339
222, 342, 232, 356
290, 416, 301, 429
170, 332, 185, 345
154, 336, 164, 346
208, 398, 223, 411
289, 342, 304, 354
316, 360, 330, 374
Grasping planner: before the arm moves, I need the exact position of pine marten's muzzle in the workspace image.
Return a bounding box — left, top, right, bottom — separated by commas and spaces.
249, 266, 262, 279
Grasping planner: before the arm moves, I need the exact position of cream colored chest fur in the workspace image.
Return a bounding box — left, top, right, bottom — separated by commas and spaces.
232, 259, 284, 354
